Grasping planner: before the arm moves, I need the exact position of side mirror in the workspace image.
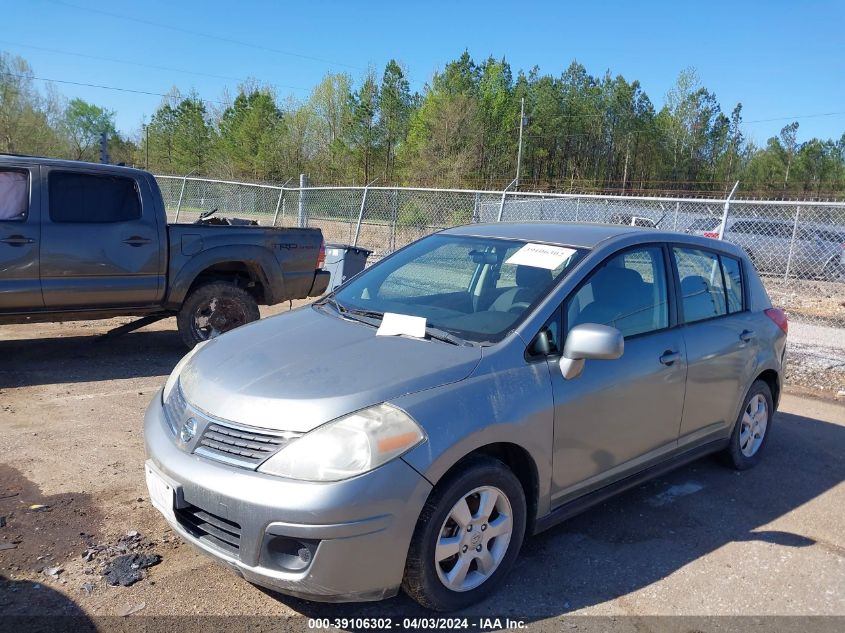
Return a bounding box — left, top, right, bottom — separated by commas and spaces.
559, 323, 624, 380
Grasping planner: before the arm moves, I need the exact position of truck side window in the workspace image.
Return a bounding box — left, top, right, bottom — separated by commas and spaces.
49, 172, 141, 223
0, 169, 28, 221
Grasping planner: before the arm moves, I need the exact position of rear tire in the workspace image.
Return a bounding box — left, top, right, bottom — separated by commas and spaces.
724, 379, 774, 470
176, 281, 260, 349
402, 456, 526, 611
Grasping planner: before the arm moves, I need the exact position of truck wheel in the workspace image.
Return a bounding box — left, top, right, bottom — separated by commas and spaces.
177, 281, 260, 348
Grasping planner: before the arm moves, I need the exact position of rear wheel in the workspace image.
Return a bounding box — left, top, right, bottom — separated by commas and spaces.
402, 456, 526, 611
176, 281, 259, 348
724, 379, 774, 470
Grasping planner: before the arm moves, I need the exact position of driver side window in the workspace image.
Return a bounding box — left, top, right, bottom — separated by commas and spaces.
566, 246, 669, 338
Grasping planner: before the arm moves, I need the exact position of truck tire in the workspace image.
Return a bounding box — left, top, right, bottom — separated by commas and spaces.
177, 281, 260, 348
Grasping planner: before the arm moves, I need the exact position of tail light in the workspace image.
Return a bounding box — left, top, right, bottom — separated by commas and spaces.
703, 231, 719, 239
765, 308, 788, 334
316, 241, 326, 269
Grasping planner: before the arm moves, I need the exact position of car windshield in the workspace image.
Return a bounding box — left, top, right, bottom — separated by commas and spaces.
325, 234, 584, 344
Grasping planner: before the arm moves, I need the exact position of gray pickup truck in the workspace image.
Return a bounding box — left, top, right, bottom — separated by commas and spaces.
0, 155, 329, 347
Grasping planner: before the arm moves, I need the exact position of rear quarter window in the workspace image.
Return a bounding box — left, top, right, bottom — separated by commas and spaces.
720, 255, 744, 313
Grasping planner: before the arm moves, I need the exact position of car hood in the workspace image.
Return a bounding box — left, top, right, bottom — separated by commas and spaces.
178, 305, 482, 433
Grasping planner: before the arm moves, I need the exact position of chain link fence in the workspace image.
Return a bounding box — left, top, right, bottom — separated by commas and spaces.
156, 175, 845, 392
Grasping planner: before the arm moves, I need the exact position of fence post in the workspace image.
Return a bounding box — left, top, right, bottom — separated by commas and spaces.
174, 175, 188, 223
271, 188, 284, 227
718, 180, 740, 239
472, 191, 481, 223
272, 176, 295, 227
390, 188, 399, 252
497, 190, 507, 222
674, 201, 680, 230
297, 174, 307, 228
497, 178, 518, 222
353, 186, 370, 247
575, 197, 580, 222
784, 205, 801, 281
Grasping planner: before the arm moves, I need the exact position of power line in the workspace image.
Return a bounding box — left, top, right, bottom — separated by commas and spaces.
0, 71, 229, 106
0, 40, 308, 92
43, 0, 364, 71
744, 111, 845, 124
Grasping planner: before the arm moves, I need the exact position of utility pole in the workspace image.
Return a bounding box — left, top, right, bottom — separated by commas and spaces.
515, 97, 526, 187
99, 132, 110, 164
144, 124, 149, 170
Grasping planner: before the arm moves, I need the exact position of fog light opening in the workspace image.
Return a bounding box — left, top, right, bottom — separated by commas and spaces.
264, 535, 319, 572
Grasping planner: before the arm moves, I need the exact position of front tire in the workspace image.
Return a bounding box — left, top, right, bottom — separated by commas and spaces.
176, 281, 260, 349
724, 379, 774, 470
402, 456, 526, 611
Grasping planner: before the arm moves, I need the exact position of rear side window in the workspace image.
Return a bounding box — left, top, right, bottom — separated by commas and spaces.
0, 168, 29, 221
673, 247, 727, 323
49, 171, 141, 223
721, 256, 744, 313
567, 246, 669, 338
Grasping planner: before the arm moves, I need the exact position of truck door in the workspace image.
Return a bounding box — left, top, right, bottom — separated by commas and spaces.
40, 168, 163, 308
0, 164, 43, 311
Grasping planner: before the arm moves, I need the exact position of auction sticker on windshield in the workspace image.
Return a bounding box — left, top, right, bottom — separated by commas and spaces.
376, 312, 427, 338
505, 243, 577, 269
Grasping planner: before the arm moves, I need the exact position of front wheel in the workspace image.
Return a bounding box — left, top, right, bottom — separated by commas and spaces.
176, 281, 260, 348
402, 456, 526, 611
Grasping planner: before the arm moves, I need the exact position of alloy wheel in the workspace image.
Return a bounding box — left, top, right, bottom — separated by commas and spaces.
434, 486, 513, 592
192, 296, 248, 340
739, 393, 769, 457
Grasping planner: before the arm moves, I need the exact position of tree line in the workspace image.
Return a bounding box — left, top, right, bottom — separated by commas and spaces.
2, 50, 844, 197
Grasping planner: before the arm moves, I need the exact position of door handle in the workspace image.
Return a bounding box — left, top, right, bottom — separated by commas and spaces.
123, 236, 152, 247
0, 235, 35, 246
739, 330, 754, 343
659, 350, 681, 366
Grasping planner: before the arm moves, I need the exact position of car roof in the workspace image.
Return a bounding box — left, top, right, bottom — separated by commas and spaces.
0, 153, 150, 178
443, 222, 658, 249
441, 221, 749, 258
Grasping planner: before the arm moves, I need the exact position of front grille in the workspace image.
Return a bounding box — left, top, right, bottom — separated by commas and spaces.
163, 382, 187, 436
195, 420, 300, 469
174, 502, 241, 556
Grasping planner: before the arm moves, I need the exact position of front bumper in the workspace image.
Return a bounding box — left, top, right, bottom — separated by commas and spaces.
144, 391, 432, 602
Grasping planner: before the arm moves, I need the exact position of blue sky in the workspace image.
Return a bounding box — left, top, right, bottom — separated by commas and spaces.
3, 0, 844, 145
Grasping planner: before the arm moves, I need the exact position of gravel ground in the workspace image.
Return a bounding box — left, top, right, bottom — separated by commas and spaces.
1, 307, 844, 632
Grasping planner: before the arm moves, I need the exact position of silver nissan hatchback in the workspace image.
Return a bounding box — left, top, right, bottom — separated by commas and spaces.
144, 223, 787, 611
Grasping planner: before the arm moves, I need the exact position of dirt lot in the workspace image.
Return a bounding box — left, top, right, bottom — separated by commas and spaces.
1, 306, 844, 631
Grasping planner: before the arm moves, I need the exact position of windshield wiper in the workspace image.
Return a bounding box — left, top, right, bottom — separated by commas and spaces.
425, 326, 472, 347
345, 307, 385, 320
316, 295, 345, 315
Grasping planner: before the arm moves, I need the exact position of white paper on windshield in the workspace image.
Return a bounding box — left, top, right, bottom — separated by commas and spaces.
376, 312, 427, 338
505, 243, 577, 270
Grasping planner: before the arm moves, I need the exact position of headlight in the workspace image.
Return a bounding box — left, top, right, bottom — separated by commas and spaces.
257, 403, 425, 481
162, 340, 208, 402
